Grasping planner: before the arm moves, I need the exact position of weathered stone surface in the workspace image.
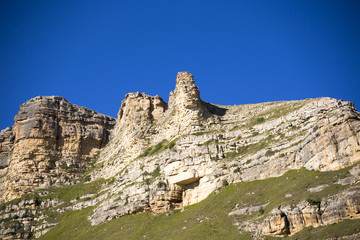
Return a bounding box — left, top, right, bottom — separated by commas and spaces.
260, 187, 360, 236
0, 127, 14, 198
308, 184, 328, 192
0, 196, 64, 239
0, 127, 14, 156
1, 72, 360, 239
87, 72, 360, 227
0, 96, 115, 202
167, 72, 211, 132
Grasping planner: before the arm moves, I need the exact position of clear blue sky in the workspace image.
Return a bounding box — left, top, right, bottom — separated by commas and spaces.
1, 0, 359, 130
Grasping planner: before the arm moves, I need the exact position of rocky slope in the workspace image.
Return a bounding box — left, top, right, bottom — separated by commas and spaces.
87, 72, 360, 226
0, 72, 360, 239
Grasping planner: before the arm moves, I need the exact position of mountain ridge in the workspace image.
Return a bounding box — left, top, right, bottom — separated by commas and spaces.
0, 72, 360, 239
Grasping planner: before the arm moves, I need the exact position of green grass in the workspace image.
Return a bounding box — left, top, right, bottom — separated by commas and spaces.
143, 166, 161, 184
39, 163, 358, 240
0, 178, 107, 212
230, 101, 307, 132
223, 136, 271, 160
41, 178, 107, 205
0, 178, 108, 239
191, 130, 218, 136
138, 139, 178, 158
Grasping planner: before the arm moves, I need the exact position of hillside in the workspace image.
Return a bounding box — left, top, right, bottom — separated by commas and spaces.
0, 72, 359, 239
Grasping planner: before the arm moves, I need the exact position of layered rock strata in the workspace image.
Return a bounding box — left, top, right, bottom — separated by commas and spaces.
0, 96, 115, 202
0, 127, 14, 198
0, 72, 360, 239
261, 186, 360, 236
88, 72, 360, 226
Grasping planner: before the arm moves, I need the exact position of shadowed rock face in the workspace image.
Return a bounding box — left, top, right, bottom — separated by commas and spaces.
0, 96, 115, 202
0, 127, 14, 197
0, 127, 14, 156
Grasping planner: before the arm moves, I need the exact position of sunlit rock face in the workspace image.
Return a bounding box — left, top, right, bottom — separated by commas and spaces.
260, 186, 360, 236
168, 72, 210, 131
88, 72, 360, 226
0, 96, 115, 202
1, 72, 360, 239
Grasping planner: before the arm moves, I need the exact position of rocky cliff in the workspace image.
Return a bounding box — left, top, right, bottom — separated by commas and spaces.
0, 127, 14, 198
0, 96, 115, 203
0, 72, 360, 239
87, 72, 360, 226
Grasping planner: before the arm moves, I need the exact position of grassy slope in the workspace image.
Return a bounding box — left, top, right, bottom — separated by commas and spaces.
39, 163, 360, 240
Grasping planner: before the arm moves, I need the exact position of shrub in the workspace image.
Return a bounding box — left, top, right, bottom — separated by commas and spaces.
259, 207, 264, 215
265, 149, 275, 157
192, 132, 205, 136
138, 139, 178, 158
222, 179, 229, 187
245, 159, 252, 164
151, 166, 161, 178
237, 146, 249, 155
157, 181, 166, 188
252, 131, 259, 137
168, 141, 176, 150
225, 151, 238, 159
84, 175, 91, 182
306, 197, 321, 209
256, 117, 265, 124
230, 125, 240, 131
60, 164, 70, 170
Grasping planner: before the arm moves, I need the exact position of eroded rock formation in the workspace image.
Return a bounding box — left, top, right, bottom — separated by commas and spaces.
0, 96, 115, 202
261, 187, 360, 236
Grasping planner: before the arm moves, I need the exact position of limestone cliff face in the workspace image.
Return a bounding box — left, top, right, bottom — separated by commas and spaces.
93, 72, 213, 179
260, 186, 360, 236
167, 72, 210, 132
87, 72, 360, 226
1, 72, 360, 239
0, 96, 115, 202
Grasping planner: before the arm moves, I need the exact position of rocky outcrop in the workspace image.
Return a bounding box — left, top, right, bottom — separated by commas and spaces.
261, 186, 360, 236
167, 72, 211, 132
0, 196, 63, 239
0, 127, 14, 156
0, 96, 115, 202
